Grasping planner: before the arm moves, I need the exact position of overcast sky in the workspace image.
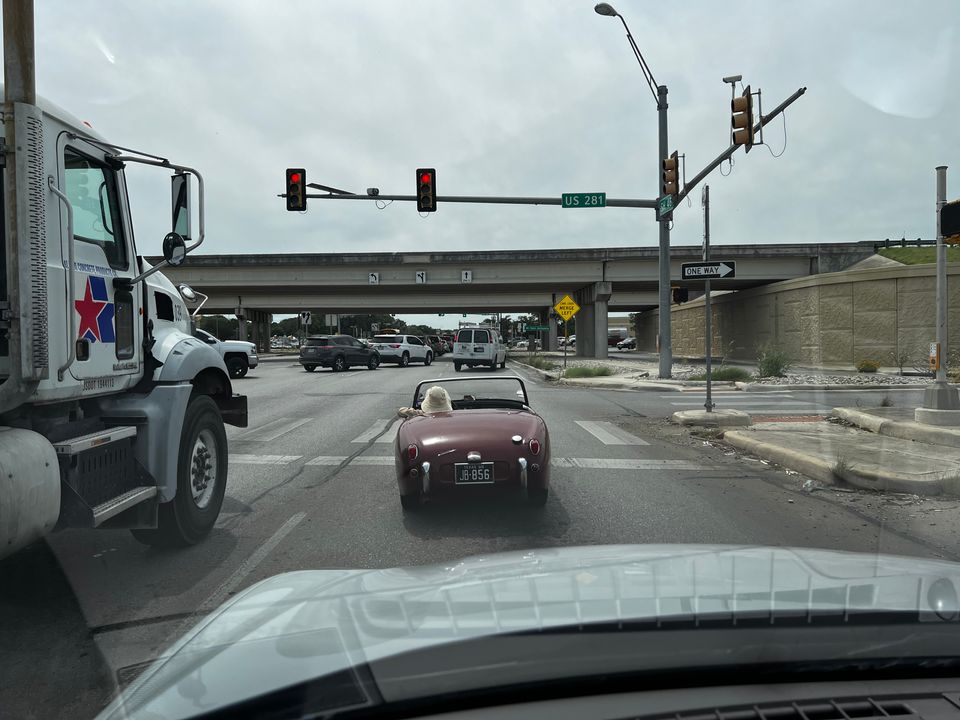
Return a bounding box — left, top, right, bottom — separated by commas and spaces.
31, 1, 959, 327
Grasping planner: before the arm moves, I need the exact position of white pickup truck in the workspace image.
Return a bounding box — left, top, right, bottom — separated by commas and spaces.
193, 329, 259, 378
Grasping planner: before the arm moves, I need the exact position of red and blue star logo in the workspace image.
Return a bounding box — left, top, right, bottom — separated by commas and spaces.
75, 276, 115, 343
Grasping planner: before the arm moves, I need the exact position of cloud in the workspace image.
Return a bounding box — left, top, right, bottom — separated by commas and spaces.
29, 0, 960, 260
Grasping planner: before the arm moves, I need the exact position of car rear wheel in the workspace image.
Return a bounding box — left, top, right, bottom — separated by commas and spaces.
303, 364, 316, 373
400, 493, 420, 512
453, 362, 462, 372
527, 487, 548, 507
488, 359, 497, 370
424, 352, 433, 366
367, 355, 380, 370
399, 352, 410, 368
333, 355, 347, 372
500, 358, 506, 369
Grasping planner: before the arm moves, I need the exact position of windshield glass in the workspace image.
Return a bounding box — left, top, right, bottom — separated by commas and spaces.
10, 3, 960, 720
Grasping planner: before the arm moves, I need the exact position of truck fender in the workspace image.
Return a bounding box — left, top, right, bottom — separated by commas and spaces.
156, 336, 232, 393
0, 428, 61, 559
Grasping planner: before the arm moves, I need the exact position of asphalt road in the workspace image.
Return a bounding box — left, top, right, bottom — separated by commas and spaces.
0, 355, 953, 719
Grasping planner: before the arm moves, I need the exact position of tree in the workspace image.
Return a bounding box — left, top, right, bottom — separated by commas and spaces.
196, 315, 238, 340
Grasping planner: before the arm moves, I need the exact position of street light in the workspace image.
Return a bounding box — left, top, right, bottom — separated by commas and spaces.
595, 3, 673, 378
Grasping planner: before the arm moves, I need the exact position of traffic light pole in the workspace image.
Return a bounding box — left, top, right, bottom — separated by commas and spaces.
303, 193, 658, 209
657, 84, 672, 379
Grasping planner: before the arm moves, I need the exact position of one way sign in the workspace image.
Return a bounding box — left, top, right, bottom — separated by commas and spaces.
681, 261, 736, 281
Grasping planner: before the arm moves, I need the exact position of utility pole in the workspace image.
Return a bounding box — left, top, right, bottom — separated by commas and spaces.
702, 184, 714, 412
919, 165, 960, 417
657, 84, 672, 379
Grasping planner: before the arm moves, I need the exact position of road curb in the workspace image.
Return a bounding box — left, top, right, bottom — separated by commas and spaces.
833, 406, 960, 449
559, 377, 683, 392
508, 359, 559, 381
723, 429, 945, 496
736, 381, 930, 392
257, 355, 301, 363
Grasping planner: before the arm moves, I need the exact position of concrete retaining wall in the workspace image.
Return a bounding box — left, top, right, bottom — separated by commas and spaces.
634, 262, 960, 369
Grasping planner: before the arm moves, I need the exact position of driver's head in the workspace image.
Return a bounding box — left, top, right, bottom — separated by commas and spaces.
421, 386, 453, 413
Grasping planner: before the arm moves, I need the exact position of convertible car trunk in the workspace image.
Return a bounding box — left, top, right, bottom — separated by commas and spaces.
400, 410, 547, 486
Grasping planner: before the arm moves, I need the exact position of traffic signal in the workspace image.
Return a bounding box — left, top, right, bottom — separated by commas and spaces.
942, 200, 960, 245
731, 85, 754, 152
286, 168, 306, 211
416, 168, 437, 212
672, 287, 689, 304
661, 151, 679, 200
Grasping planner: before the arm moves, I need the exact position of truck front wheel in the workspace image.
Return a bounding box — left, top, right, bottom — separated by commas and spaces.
131, 395, 227, 548
226, 356, 248, 378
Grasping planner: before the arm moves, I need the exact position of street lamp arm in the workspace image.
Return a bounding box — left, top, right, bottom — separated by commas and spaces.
618, 16, 661, 106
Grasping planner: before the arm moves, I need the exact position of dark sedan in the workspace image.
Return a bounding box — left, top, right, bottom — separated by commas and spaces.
299, 335, 380, 372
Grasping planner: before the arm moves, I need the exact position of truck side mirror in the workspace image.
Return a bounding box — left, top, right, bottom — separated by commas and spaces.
171, 172, 192, 241
162, 232, 187, 266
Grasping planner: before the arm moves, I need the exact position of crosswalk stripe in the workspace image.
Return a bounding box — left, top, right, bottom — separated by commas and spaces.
575, 420, 649, 445
239, 417, 312, 442
351, 456, 395, 466
375, 422, 400, 444
230, 454, 302, 465
670, 400, 814, 406
352, 419, 394, 443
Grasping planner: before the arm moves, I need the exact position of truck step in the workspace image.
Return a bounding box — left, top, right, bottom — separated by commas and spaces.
91, 486, 157, 526
53, 426, 137, 455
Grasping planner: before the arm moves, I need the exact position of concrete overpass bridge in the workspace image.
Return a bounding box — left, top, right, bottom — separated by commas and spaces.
159, 242, 875, 357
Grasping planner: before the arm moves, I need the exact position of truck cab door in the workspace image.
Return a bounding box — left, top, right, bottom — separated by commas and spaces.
58, 136, 142, 388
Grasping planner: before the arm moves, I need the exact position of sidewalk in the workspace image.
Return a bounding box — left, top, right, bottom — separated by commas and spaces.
833, 406, 960, 449
723, 416, 960, 497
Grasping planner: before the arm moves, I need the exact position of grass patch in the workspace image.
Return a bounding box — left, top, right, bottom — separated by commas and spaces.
856, 359, 880, 373
688, 367, 752, 382
878, 246, 960, 265
524, 355, 557, 371
562, 366, 615, 378
756, 343, 792, 378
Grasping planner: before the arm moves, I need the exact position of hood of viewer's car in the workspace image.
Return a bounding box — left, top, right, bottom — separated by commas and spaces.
98, 545, 960, 720
400, 410, 544, 450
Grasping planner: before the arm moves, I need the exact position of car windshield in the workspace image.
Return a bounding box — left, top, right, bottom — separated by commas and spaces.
414, 376, 528, 408
11, 4, 960, 720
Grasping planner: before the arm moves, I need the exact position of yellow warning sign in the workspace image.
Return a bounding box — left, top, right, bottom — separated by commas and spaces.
553, 294, 581, 322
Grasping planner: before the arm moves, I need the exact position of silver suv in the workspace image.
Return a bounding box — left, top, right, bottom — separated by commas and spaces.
371, 334, 434, 367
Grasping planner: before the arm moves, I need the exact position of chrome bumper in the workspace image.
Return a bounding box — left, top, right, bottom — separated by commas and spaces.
421, 461, 431, 495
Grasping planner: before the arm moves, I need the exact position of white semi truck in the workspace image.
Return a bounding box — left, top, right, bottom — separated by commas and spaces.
0, 55, 246, 557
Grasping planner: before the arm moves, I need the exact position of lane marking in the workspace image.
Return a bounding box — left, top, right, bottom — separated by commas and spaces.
230, 454, 302, 465
575, 420, 649, 445
239, 417, 312, 442
552, 458, 702, 470
305, 456, 348, 466
196, 511, 307, 616
352, 418, 393, 443
227, 455, 703, 472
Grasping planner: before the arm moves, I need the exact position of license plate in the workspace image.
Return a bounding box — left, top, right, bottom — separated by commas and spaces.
455, 462, 494, 484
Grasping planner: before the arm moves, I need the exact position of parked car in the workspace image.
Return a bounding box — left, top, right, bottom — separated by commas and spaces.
452, 326, 506, 371
395, 375, 550, 510
608, 328, 628, 346
426, 335, 446, 356
299, 334, 381, 372
193, 328, 259, 378
371, 334, 434, 367
617, 337, 637, 350
514, 340, 529, 350
568, 334, 576, 347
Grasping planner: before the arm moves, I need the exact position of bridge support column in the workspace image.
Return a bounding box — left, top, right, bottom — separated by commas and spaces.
545, 308, 558, 351
574, 282, 612, 359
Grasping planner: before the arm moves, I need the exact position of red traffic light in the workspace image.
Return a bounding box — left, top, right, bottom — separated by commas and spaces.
416, 167, 437, 213
420, 172, 432, 184
285, 168, 306, 212
290, 172, 301, 184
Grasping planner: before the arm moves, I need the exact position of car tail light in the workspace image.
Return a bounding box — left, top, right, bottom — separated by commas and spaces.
390, 344, 401, 348
529, 439, 541, 455
407, 444, 419, 461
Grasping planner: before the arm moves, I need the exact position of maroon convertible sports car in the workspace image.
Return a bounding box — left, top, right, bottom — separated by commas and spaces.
395, 376, 550, 511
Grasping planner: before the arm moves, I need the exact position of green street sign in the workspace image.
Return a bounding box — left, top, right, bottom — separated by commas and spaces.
658, 195, 674, 215
526, 325, 549, 331
562, 192, 606, 208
